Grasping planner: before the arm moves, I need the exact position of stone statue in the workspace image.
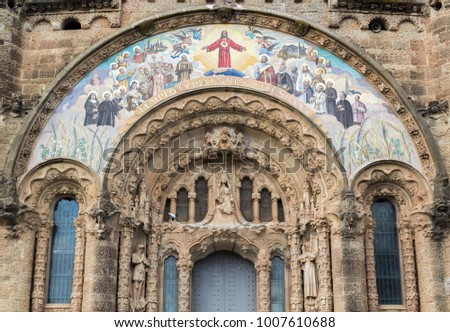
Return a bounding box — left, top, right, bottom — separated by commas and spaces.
299, 241, 318, 298
131, 244, 150, 311
301, 180, 312, 211
216, 172, 234, 215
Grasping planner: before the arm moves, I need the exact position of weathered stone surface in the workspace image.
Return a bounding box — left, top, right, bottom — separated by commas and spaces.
0, 3, 449, 313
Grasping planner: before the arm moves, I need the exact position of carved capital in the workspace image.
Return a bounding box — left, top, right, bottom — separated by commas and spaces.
252, 193, 260, 200
176, 255, 193, 272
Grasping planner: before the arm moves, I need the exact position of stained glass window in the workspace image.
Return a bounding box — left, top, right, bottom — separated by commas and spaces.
372, 200, 403, 305
163, 198, 171, 222
270, 256, 285, 312
278, 199, 285, 223
47, 199, 78, 304
176, 188, 188, 223
240, 177, 253, 222
259, 189, 272, 223
163, 256, 178, 312
195, 177, 208, 222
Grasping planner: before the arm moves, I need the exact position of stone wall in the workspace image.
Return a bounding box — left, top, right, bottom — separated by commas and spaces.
0, 6, 21, 100
0, 1, 449, 312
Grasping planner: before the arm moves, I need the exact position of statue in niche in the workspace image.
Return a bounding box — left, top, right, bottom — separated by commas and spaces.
131, 244, 150, 311
216, 171, 234, 215
301, 180, 313, 211
299, 238, 319, 299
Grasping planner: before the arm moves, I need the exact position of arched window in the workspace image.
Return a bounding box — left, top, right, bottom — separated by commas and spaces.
240, 177, 253, 222
62, 18, 81, 30
270, 256, 285, 311
277, 199, 285, 223
163, 198, 171, 222
372, 200, 403, 305
163, 256, 178, 312
176, 188, 188, 223
259, 188, 272, 223
47, 199, 78, 304
195, 177, 208, 222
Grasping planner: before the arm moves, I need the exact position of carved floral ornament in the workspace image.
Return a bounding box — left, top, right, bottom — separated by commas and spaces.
351, 162, 433, 221
13, 8, 437, 188
18, 160, 100, 224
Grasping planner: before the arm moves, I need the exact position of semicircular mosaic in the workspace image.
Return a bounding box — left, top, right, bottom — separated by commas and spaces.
29, 24, 421, 176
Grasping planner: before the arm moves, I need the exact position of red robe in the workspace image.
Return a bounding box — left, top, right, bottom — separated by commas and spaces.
206, 38, 244, 68
132, 52, 146, 64
256, 64, 276, 85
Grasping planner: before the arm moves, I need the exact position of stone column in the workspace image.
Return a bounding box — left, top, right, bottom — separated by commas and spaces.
82, 215, 119, 311
177, 254, 193, 312
31, 222, 52, 312
444, 229, 450, 311
235, 180, 241, 210
364, 217, 378, 312
331, 222, 368, 311
206, 180, 214, 220
146, 229, 161, 312
399, 223, 419, 311
317, 220, 333, 312
188, 192, 196, 224
256, 255, 271, 311
252, 193, 260, 224
169, 195, 176, 217
0, 218, 36, 312
71, 216, 86, 312
117, 225, 134, 312
412, 214, 447, 311
287, 228, 303, 311
272, 194, 279, 224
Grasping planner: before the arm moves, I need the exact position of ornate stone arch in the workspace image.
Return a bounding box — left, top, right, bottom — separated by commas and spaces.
19, 159, 100, 218
102, 89, 347, 230
267, 240, 289, 260
351, 160, 434, 312
188, 232, 260, 265
17, 159, 100, 312
352, 160, 433, 221
159, 241, 181, 262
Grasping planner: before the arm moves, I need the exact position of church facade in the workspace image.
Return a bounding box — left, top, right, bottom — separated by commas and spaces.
0, 0, 449, 312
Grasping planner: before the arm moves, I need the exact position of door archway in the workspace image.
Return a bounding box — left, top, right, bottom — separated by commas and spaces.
192, 251, 256, 312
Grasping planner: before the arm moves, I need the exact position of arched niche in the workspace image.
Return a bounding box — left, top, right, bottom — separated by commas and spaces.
101, 89, 347, 231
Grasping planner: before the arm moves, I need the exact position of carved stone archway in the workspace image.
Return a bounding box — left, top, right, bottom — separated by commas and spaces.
103, 87, 344, 312
352, 161, 447, 312
17, 159, 100, 312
